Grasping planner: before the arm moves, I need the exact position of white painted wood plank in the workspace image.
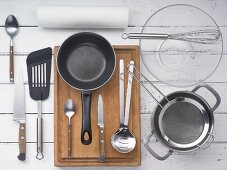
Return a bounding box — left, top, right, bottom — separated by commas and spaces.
0, 113, 226, 142
0, 26, 226, 53
0, 53, 226, 84
0, 114, 54, 142
0, 84, 54, 113
0, 26, 226, 83
1, 83, 226, 113
0, 0, 227, 26
0, 143, 226, 170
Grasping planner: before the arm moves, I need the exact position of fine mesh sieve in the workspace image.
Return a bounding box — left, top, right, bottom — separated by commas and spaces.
127, 64, 221, 160
162, 101, 205, 144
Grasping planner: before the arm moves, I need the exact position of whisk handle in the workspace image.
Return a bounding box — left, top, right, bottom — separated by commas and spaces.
122, 33, 168, 40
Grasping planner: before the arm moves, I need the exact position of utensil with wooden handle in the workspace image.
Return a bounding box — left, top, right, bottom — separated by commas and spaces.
5, 15, 19, 82
98, 95, 105, 162
64, 99, 76, 158
13, 71, 26, 161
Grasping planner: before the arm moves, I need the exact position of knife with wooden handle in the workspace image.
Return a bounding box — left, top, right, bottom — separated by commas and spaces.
98, 95, 105, 162
13, 71, 26, 161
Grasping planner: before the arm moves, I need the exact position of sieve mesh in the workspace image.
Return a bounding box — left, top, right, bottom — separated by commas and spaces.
162, 101, 205, 144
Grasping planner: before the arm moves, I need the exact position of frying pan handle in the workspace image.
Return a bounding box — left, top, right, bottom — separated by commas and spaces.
192, 84, 221, 112
81, 91, 92, 145
144, 130, 173, 161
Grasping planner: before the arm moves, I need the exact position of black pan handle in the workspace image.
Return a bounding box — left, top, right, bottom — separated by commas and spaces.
81, 90, 92, 145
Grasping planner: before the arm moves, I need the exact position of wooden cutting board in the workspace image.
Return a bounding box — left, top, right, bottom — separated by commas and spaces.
54, 45, 141, 166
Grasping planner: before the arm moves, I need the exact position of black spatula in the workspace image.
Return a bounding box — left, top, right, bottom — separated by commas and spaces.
26, 47, 52, 160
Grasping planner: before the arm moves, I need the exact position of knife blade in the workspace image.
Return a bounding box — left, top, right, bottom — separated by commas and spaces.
13, 71, 26, 161
97, 95, 105, 162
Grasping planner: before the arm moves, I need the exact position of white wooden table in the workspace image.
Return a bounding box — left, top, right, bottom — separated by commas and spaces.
0, 0, 226, 169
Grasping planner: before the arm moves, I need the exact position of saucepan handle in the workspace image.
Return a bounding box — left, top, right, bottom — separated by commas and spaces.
201, 133, 214, 150
191, 84, 221, 112
81, 90, 92, 145
144, 130, 173, 161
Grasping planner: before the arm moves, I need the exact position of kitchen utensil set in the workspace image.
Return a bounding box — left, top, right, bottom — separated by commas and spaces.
54, 46, 141, 166
9, 3, 222, 165
60, 59, 136, 161
57, 32, 116, 145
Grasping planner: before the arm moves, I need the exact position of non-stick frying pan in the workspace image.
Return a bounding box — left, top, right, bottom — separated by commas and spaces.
57, 32, 116, 145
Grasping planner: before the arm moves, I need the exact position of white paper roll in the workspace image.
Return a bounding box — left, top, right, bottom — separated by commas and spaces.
37, 6, 129, 28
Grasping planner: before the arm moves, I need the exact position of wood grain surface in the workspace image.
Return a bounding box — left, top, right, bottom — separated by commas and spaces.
54, 46, 141, 166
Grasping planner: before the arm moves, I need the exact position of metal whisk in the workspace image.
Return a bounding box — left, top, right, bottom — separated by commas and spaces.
122, 29, 221, 44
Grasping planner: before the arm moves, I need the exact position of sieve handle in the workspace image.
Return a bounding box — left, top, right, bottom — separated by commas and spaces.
127, 64, 169, 108
144, 131, 173, 161
192, 84, 221, 112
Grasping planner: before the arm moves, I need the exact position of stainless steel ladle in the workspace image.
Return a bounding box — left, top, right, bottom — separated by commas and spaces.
111, 61, 136, 153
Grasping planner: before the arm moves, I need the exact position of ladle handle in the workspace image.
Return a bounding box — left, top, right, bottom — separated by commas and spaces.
124, 61, 134, 127
144, 131, 173, 161
119, 59, 124, 126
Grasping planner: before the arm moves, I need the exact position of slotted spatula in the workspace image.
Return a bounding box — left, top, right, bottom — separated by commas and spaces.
26, 47, 52, 160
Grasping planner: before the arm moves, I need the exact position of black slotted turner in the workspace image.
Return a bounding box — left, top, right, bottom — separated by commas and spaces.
26, 47, 52, 160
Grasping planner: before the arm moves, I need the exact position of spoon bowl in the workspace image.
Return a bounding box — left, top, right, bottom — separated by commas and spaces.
64, 99, 76, 121
64, 99, 76, 158
5, 15, 19, 38
111, 127, 136, 153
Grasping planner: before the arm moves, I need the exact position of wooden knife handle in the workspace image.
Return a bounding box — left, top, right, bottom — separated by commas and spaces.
10, 45, 14, 82
18, 123, 26, 161
98, 126, 105, 162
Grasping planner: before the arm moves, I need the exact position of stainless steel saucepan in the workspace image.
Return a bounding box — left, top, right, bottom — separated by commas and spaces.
128, 64, 221, 160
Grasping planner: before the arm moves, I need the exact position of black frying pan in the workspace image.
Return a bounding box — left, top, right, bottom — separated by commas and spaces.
57, 32, 116, 145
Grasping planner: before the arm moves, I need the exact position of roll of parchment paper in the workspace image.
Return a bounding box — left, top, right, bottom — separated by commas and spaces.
37, 6, 129, 28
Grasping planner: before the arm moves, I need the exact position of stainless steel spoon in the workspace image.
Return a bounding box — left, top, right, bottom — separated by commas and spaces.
64, 99, 76, 158
111, 61, 136, 153
5, 15, 19, 82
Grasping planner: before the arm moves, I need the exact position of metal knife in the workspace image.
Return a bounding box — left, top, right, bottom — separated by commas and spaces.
98, 95, 105, 162
13, 71, 26, 161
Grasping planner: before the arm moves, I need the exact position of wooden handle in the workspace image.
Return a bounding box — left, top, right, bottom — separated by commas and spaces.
10, 45, 14, 82
98, 126, 105, 162
68, 123, 72, 158
18, 123, 26, 161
